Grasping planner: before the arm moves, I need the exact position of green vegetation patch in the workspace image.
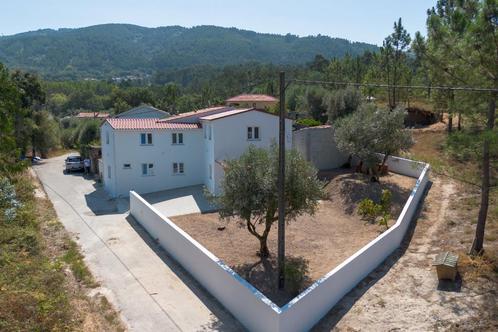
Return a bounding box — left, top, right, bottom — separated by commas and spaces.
0, 173, 103, 330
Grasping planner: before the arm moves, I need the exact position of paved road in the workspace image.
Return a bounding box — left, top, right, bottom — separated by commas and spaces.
34, 155, 241, 332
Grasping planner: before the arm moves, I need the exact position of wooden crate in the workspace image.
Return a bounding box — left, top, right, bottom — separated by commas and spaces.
433, 252, 459, 281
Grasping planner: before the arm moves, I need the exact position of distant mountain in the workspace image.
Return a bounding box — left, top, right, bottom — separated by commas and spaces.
0, 24, 378, 80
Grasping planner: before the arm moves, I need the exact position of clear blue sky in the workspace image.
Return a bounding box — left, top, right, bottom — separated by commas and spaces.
1, 0, 436, 45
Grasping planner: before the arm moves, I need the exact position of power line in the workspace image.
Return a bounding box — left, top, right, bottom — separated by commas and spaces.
290, 79, 498, 93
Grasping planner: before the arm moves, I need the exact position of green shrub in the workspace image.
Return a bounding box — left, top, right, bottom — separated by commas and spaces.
284, 257, 310, 296
358, 198, 381, 222
296, 118, 322, 127
357, 189, 392, 229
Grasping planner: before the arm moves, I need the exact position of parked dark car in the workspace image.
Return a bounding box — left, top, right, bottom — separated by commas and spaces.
65, 155, 84, 172
31, 156, 42, 165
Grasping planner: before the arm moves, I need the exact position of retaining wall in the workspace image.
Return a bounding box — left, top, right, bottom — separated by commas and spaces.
292, 126, 349, 170
130, 155, 430, 332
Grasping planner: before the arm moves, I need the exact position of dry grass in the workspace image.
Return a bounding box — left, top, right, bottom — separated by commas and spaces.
0, 170, 124, 332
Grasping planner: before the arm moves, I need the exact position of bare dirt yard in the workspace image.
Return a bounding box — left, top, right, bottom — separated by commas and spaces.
170, 170, 416, 306
310, 124, 498, 331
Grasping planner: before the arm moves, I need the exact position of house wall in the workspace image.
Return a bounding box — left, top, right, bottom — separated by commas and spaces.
101, 122, 118, 197
102, 110, 291, 197
202, 123, 216, 193
102, 127, 204, 197
292, 126, 348, 171
207, 111, 293, 195
129, 192, 281, 332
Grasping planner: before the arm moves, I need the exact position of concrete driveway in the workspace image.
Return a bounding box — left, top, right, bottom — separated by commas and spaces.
34, 154, 241, 332
145, 185, 216, 217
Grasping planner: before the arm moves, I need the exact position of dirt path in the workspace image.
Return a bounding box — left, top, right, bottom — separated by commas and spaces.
313, 176, 497, 331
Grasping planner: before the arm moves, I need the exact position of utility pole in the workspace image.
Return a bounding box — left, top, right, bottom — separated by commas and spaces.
277, 71, 286, 290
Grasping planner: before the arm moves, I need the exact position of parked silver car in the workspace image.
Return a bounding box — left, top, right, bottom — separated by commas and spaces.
65, 155, 84, 172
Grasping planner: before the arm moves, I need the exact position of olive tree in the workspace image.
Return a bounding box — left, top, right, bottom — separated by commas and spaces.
324, 86, 362, 122
334, 104, 413, 180
213, 145, 324, 258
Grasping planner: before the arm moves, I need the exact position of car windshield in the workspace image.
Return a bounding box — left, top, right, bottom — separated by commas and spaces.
68, 157, 81, 162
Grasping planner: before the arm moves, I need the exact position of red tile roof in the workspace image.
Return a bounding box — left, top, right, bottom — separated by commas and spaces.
200, 108, 257, 121
226, 94, 278, 103
105, 118, 201, 130
76, 112, 110, 118
160, 106, 229, 122
200, 108, 289, 121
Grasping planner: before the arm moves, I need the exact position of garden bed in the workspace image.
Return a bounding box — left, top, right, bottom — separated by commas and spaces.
170, 170, 416, 305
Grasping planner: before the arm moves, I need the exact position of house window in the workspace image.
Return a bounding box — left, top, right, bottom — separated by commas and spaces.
209, 164, 212, 180
123, 163, 131, 169
142, 163, 154, 176
247, 126, 260, 140
106, 131, 109, 144
173, 162, 184, 175
140, 133, 153, 145
172, 133, 183, 144
107, 165, 111, 179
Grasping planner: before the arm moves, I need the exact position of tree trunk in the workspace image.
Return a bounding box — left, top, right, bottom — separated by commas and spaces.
470, 91, 496, 255
259, 237, 270, 258
448, 113, 453, 133
457, 113, 462, 131
379, 154, 389, 175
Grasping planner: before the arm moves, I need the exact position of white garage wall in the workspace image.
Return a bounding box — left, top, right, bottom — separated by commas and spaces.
292, 126, 349, 170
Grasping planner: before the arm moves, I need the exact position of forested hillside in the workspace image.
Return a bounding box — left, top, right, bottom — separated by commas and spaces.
0, 24, 377, 80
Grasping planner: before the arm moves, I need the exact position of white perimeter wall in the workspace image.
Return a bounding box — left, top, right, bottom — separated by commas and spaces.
278, 156, 430, 331
129, 155, 430, 331
130, 192, 281, 331
292, 126, 348, 171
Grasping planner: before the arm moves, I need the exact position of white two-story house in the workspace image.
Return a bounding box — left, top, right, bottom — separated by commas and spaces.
101, 106, 292, 197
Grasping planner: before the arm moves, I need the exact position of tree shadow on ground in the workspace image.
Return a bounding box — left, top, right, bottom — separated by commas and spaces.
232, 255, 312, 307
327, 171, 413, 216
124, 214, 244, 332
310, 181, 432, 331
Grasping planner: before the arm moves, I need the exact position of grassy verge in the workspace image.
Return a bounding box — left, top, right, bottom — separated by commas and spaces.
0, 171, 124, 331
